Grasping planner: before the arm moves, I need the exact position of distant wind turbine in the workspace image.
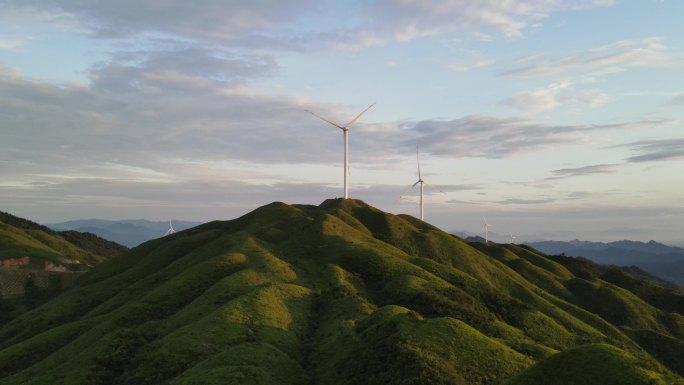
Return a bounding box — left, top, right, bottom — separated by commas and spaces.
164, 220, 176, 236
306, 102, 376, 199
400, 147, 444, 221
509, 232, 517, 244
481, 217, 493, 244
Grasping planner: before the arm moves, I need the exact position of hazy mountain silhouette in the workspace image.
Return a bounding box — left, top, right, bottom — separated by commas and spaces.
47, 219, 203, 247
527, 240, 684, 286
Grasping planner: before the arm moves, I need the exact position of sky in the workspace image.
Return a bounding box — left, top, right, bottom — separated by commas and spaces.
0, 0, 683, 244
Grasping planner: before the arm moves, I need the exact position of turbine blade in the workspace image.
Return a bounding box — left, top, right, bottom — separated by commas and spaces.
345, 102, 376, 129
306, 109, 345, 129
399, 183, 417, 200
416, 147, 422, 179
412, 180, 421, 187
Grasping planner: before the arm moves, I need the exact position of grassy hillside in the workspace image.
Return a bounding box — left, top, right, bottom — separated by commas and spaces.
0, 199, 682, 384
0, 211, 128, 268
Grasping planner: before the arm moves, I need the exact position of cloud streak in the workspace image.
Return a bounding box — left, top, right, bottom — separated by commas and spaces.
549, 164, 621, 179
506, 37, 684, 77
620, 138, 684, 162
394, 116, 666, 159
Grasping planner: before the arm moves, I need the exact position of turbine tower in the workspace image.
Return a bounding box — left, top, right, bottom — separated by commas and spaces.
401, 147, 443, 221
164, 220, 176, 236
481, 217, 493, 244
306, 102, 375, 199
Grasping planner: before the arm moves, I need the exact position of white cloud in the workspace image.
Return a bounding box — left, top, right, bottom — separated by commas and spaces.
446, 59, 495, 73
0, 36, 25, 50
0, 62, 22, 78
501, 82, 570, 113
506, 37, 684, 77
364, 0, 614, 43
573, 90, 611, 108
501, 82, 612, 113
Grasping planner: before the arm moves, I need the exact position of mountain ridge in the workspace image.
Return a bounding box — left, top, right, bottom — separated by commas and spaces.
1, 199, 683, 384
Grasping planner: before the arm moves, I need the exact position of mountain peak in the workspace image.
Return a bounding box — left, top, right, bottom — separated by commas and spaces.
2, 202, 684, 384
318, 197, 371, 211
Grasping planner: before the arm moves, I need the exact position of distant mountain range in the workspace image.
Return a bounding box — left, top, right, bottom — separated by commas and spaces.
526, 239, 684, 286
46, 219, 204, 247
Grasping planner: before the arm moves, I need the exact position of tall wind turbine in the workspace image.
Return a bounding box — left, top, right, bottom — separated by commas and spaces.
306, 102, 375, 199
401, 147, 443, 221
481, 217, 493, 244
164, 220, 176, 236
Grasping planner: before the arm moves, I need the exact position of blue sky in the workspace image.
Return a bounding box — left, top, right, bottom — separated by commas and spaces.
0, 0, 683, 243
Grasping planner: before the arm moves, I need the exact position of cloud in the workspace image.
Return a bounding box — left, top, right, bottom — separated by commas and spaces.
501, 82, 612, 113
0, 62, 22, 78
395, 116, 666, 159
3, 0, 617, 52
549, 164, 621, 179
1, 57, 671, 187
496, 198, 554, 205
572, 90, 611, 108
446, 59, 495, 73
106, 45, 276, 82
668, 93, 684, 106
506, 37, 684, 77
3, 0, 317, 49
501, 82, 570, 113
0, 58, 345, 179
0, 36, 26, 50
365, 0, 614, 42
620, 138, 684, 162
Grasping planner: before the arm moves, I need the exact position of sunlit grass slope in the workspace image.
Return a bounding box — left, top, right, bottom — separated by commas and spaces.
0, 211, 127, 267
0, 199, 683, 384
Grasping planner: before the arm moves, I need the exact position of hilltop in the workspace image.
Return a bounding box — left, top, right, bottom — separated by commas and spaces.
1, 199, 683, 384
0, 211, 128, 303
0, 211, 127, 269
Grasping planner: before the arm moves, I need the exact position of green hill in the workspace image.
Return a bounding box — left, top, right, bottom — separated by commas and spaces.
0, 211, 128, 269
0, 199, 682, 384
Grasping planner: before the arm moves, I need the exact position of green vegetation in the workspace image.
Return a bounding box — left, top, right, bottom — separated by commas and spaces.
0, 211, 128, 268
505, 344, 666, 385
0, 199, 683, 384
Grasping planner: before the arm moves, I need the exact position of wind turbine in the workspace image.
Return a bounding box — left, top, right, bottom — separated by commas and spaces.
164, 220, 176, 236
481, 217, 493, 244
401, 147, 443, 221
509, 232, 517, 244
306, 102, 376, 199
